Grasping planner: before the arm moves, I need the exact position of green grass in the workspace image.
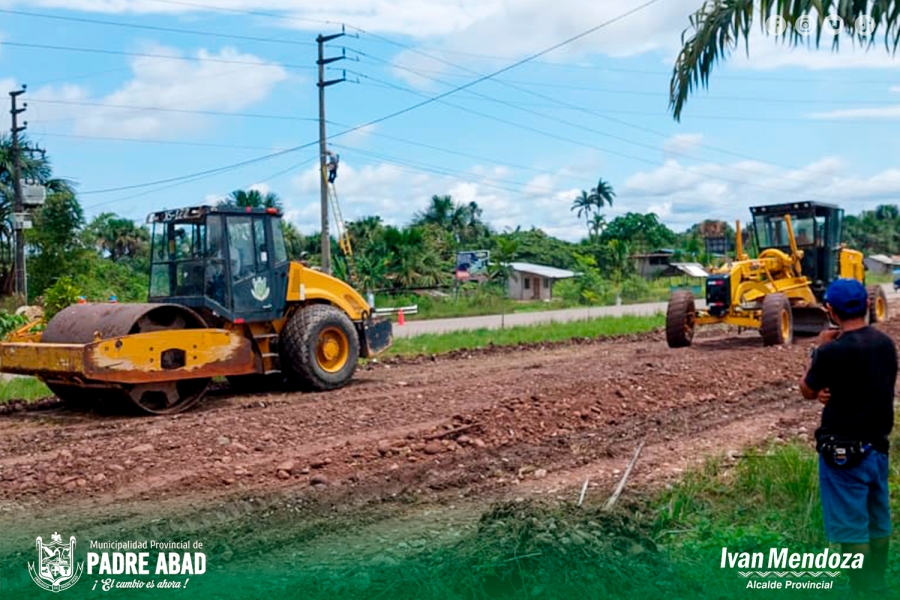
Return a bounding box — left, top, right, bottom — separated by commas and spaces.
868, 272, 898, 286
388, 313, 665, 356
0, 376, 52, 403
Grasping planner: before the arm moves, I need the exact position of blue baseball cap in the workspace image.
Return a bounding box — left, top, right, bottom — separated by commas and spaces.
824, 278, 868, 316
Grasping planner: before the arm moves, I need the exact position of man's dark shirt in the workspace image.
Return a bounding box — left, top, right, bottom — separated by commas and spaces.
805, 326, 898, 446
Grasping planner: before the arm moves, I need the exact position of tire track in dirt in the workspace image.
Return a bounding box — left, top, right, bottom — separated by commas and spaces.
0, 319, 896, 524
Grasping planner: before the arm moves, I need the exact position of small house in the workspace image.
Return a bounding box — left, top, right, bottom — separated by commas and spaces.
507, 262, 576, 301
864, 254, 899, 275
631, 249, 676, 279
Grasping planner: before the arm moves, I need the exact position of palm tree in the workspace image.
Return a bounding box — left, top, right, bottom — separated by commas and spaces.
589, 214, 607, 240
670, 2, 895, 120
414, 195, 455, 228
85, 213, 149, 261
571, 190, 593, 226
591, 178, 615, 212
0, 136, 58, 294
223, 188, 282, 210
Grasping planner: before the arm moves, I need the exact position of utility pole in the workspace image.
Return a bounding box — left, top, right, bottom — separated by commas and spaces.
317, 29, 346, 275
9, 86, 27, 300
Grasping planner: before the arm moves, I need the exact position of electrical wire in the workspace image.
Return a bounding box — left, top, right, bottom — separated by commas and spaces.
71, 1, 666, 201
28, 99, 318, 123
0, 8, 316, 47
0, 41, 313, 70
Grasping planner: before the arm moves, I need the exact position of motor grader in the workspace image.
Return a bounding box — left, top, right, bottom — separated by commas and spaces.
666, 201, 887, 348
0, 205, 393, 414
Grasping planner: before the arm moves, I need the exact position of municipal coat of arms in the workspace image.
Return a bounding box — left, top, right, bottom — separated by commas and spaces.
251, 276, 271, 302
28, 532, 84, 593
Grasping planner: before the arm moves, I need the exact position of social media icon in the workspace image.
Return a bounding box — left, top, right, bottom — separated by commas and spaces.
855, 15, 875, 36
796, 15, 814, 36
765, 15, 788, 36
823, 14, 844, 36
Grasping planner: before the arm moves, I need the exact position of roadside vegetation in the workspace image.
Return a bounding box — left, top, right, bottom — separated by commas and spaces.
388, 314, 664, 356
244, 439, 897, 600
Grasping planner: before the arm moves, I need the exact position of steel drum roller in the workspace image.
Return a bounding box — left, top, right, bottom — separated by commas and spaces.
41, 303, 211, 414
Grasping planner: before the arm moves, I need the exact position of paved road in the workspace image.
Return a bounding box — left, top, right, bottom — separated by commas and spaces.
392, 301, 672, 338
391, 283, 900, 338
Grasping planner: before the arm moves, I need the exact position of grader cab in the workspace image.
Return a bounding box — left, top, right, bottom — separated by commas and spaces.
666, 201, 887, 348
0, 205, 393, 414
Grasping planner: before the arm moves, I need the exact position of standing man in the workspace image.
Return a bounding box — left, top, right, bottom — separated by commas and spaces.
801, 278, 898, 594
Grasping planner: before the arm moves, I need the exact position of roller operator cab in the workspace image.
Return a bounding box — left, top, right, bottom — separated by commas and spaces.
665, 201, 885, 349
0, 205, 392, 415
145, 205, 393, 384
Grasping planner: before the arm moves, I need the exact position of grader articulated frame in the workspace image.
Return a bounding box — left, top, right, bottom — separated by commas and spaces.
666, 201, 886, 348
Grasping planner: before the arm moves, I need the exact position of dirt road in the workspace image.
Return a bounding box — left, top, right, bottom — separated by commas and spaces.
5, 317, 891, 530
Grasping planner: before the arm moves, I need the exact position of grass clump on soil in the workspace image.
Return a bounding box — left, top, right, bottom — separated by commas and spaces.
388, 313, 665, 356
0, 376, 52, 403
243, 440, 897, 600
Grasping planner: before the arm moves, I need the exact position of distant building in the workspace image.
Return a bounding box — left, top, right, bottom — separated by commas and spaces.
631, 249, 676, 279
864, 254, 899, 275
507, 262, 577, 301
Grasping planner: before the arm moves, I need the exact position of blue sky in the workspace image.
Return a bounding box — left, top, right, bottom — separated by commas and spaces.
2, 0, 900, 242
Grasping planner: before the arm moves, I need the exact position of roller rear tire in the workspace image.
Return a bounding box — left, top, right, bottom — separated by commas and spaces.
281, 305, 359, 391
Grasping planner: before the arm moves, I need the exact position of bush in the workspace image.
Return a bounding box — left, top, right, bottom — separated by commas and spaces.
0, 310, 28, 338
619, 276, 651, 302
43, 276, 81, 319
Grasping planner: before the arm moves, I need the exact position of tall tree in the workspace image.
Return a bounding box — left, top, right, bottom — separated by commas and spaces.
84, 212, 150, 262
571, 179, 616, 239
0, 135, 54, 294
223, 188, 282, 210
412, 195, 489, 247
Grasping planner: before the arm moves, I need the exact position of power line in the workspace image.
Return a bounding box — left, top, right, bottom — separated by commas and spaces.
86, 154, 319, 210
142, 0, 340, 26
28, 99, 319, 123
72, 2, 664, 201
331, 143, 558, 193
80, 142, 317, 195
347, 43, 816, 175
359, 35, 900, 84
0, 8, 316, 47
36, 132, 280, 151
322, 0, 667, 144
0, 41, 312, 70
328, 119, 552, 176
349, 71, 841, 201
335, 145, 559, 198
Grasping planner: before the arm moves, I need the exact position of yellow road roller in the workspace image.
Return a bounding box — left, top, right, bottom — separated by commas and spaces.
0, 205, 393, 414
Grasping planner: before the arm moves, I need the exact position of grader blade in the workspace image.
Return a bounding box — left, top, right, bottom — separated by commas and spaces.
791, 306, 831, 336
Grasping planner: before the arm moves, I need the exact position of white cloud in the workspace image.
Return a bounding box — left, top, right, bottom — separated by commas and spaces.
809, 105, 900, 120
623, 156, 899, 231
28, 45, 287, 139
662, 133, 704, 157
284, 158, 587, 240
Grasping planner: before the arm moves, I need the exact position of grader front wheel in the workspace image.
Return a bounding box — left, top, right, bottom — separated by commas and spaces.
868, 285, 888, 324
760, 293, 793, 346
281, 305, 360, 391
666, 290, 696, 348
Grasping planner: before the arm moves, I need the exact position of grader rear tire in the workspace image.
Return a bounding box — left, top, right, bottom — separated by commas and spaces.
868, 285, 888, 324
281, 305, 359, 391
666, 290, 696, 348
761, 293, 793, 346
